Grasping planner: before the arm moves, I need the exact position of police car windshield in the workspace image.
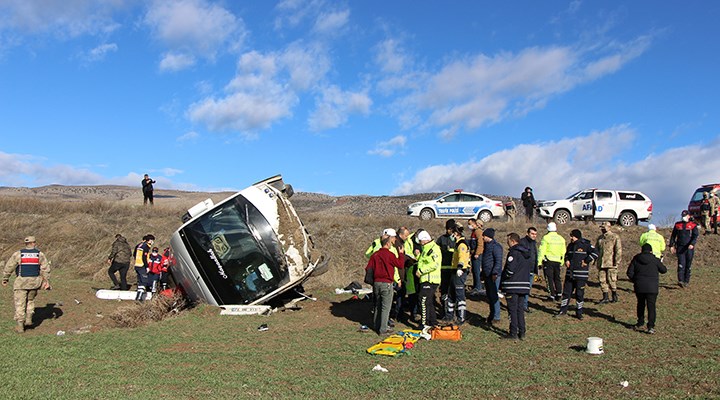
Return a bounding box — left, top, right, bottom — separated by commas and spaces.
181, 196, 290, 304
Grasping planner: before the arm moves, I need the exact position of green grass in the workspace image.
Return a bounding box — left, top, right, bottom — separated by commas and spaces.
1, 265, 718, 399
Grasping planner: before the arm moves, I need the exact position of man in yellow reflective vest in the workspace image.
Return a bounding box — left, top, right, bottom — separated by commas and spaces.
639, 224, 666, 259
538, 222, 566, 302
415, 230, 441, 331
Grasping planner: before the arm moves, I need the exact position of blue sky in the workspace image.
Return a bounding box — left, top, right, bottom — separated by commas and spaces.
0, 0, 719, 221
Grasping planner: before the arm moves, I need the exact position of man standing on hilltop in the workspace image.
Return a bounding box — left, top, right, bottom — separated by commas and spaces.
107, 234, 131, 290
521, 187, 537, 222
2, 236, 51, 333
142, 174, 156, 206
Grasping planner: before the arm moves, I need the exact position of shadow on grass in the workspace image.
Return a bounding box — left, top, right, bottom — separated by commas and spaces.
29, 302, 64, 329
329, 297, 373, 327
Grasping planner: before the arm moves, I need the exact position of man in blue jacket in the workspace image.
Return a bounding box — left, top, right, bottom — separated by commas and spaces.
500, 233, 532, 340
481, 228, 503, 324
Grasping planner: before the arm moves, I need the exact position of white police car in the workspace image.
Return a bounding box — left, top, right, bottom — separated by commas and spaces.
407, 190, 506, 222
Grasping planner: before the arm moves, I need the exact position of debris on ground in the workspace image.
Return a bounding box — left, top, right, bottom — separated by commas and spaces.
372, 364, 388, 373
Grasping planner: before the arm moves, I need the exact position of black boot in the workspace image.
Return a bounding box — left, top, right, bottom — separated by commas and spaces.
611, 291, 618, 303
597, 292, 610, 305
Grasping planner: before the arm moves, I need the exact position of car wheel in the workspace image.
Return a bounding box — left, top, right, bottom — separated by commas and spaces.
478, 210, 492, 223
554, 209, 571, 225
419, 208, 435, 221
618, 211, 636, 227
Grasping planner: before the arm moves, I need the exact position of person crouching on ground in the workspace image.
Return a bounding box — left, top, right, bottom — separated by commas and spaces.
500, 233, 532, 340
556, 229, 597, 320
627, 243, 667, 334
365, 234, 403, 335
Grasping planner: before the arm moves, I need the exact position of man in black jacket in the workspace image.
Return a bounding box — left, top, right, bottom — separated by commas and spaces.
627, 243, 667, 334
500, 233, 532, 340
556, 229, 598, 320
669, 210, 699, 288
518, 227, 538, 313
521, 187, 536, 222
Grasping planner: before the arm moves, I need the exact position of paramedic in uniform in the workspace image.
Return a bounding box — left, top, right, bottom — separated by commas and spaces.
2, 236, 51, 333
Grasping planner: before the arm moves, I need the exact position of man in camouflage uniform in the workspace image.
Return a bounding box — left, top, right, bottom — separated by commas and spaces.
700, 192, 712, 235
107, 233, 132, 290
505, 199, 517, 223
2, 236, 51, 333
710, 192, 720, 235
595, 222, 622, 304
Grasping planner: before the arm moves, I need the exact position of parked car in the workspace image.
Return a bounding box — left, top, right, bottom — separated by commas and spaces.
407, 190, 506, 222
168, 175, 328, 306
537, 189, 652, 226
688, 183, 720, 224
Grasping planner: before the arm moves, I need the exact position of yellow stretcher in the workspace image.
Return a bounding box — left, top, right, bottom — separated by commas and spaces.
366, 329, 422, 356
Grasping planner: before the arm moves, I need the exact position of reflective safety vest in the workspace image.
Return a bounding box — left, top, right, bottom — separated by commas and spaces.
639, 230, 666, 258
365, 237, 401, 283
451, 238, 471, 270
417, 241, 441, 284
18, 248, 41, 277
404, 233, 416, 260
538, 232, 566, 265
134, 242, 150, 268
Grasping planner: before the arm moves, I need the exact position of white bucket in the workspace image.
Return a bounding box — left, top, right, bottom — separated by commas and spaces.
586, 337, 604, 355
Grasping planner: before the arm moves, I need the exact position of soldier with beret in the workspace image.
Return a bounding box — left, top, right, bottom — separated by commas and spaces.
2, 236, 51, 333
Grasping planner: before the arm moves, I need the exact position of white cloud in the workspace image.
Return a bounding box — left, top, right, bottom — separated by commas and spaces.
159, 51, 196, 72
177, 131, 199, 142
381, 36, 651, 135
0, 0, 122, 38
312, 10, 349, 34
189, 44, 333, 134
144, 0, 245, 70
0, 151, 197, 190
274, 0, 325, 30
308, 85, 372, 131
368, 135, 407, 157
80, 42, 118, 63
393, 127, 720, 223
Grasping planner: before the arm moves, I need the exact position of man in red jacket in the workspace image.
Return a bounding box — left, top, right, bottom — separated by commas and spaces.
365, 233, 403, 335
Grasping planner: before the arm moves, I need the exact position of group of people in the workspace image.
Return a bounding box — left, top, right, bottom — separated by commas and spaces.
107, 233, 172, 301
363, 208, 700, 340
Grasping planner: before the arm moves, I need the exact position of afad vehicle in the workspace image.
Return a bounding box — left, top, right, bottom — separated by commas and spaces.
167, 175, 328, 306
537, 189, 653, 227
407, 189, 506, 222
688, 183, 720, 224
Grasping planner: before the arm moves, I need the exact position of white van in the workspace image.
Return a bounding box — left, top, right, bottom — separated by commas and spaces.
537, 189, 653, 226
167, 175, 328, 306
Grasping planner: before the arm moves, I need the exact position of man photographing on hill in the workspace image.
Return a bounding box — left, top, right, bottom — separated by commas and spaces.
142, 174, 156, 206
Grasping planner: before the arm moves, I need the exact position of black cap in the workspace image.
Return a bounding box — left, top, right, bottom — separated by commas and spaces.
570, 229, 582, 239
445, 219, 457, 230
681, 210, 689, 217
483, 228, 495, 239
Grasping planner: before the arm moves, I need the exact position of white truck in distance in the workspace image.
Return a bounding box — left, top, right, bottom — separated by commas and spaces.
537, 189, 653, 227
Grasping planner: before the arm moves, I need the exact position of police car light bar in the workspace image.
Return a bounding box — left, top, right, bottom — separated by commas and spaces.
454, 189, 463, 192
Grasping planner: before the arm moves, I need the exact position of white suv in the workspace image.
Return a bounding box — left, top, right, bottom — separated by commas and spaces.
537, 189, 652, 227
407, 191, 505, 222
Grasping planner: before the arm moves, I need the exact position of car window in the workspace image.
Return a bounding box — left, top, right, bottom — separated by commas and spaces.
443, 194, 460, 202
595, 191, 613, 200
691, 189, 711, 202
577, 191, 593, 200
618, 192, 645, 201
461, 194, 483, 202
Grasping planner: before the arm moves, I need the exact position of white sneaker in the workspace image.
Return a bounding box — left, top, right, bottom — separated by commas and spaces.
498, 291, 505, 299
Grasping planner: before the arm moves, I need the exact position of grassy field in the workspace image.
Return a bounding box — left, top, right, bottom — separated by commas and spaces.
0, 195, 718, 399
